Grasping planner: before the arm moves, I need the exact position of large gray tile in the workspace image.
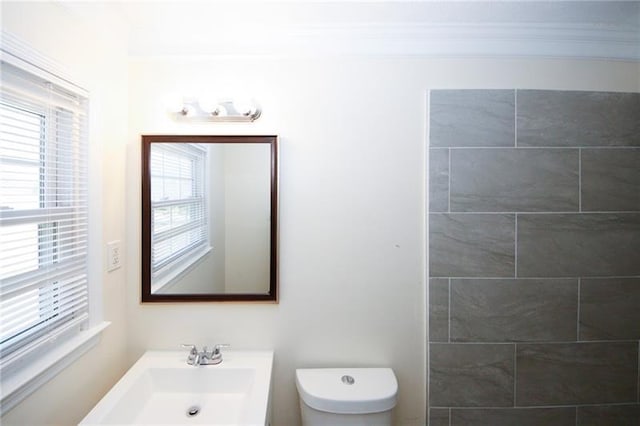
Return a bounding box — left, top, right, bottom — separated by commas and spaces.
516, 342, 639, 406
451, 279, 578, 342
430, 213, 515, 277
450, 148, 579, 212
451, 408, 576, 426
517, 213, 640, 277
430, 343, 514, 407
577, 404, 640, 426
429, 408, 450, 426
581, 148, 640, 212
580, 278, 640, 340
517, 90, 640, 147
430, 90, 515, 147
429, 148, 449, 212
430, 279, 449, 342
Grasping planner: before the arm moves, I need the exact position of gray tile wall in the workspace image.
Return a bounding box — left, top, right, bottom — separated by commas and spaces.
428, 89, 640, 425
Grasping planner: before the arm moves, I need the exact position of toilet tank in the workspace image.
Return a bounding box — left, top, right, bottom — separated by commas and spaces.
295, 368, 398, 426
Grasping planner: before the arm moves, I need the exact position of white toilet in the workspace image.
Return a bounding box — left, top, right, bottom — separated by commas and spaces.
295, 368, 398, 426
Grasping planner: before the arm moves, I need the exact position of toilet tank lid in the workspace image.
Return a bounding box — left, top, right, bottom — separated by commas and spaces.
295, 368, 398, 415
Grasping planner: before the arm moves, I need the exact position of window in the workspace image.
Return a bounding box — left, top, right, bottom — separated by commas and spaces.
149, 143, 208, 291
0, 34, 106, 413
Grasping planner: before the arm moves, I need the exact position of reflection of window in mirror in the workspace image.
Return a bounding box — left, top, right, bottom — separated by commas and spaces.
150, 143, 210, 293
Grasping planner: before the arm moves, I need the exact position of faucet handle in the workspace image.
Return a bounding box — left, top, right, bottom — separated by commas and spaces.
212, 344, 230, 355
182, 344, 200, 365
181, 344, 198, 354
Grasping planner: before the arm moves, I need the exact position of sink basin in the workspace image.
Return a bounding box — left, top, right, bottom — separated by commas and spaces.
80, 350, 273, 426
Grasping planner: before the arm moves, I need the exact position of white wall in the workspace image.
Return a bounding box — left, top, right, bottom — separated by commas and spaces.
126, 55, 639, 425
1, 2, 130, 426
223, 144, 271, 293
209, 145, 227, 292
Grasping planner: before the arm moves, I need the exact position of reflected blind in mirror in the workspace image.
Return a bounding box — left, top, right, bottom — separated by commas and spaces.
149, 143, 208, 280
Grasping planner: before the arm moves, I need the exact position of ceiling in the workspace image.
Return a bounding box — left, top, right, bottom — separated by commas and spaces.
65, 1, 640, 59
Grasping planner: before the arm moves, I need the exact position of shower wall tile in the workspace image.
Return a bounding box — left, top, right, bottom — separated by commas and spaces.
429, 213, 515, 277
581, 148, 640, 212
428, 408, 450, 426
517, 90, 640, 147
430, 343, 514, 407
430, 90, 515, 147
517, 213, 640, 277
429, 148, 449, 212
579, 278, 640, 340
450, 407, 576, 426
450, 279, 577, 342
516, 342, 639, 406
450, 148, 579, 212
428, 89, 640, 418
577, 404, 640, 426
429, 279, 449, 342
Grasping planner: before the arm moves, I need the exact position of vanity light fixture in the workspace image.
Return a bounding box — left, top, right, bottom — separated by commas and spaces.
167, 97, 261, 122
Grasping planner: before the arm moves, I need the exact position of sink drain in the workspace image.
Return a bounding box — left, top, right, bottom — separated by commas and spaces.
186, 405, 200, 417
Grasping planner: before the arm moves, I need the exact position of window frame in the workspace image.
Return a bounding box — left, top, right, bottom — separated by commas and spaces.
0, 101, 83, 361
0, 32, 109, 415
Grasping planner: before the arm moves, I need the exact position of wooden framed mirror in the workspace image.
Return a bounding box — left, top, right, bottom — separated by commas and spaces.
141, 135, 278, 302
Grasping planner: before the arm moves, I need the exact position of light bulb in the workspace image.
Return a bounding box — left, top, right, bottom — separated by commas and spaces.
164, 93, 186, 114
233, 99, 254, 116
198, 96, 219, 114
212, 104, 228, 117
180, 104, 195, 116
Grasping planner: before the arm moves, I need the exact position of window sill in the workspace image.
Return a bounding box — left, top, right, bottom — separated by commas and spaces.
0, 321, 110, 415
152, 245, 212, 293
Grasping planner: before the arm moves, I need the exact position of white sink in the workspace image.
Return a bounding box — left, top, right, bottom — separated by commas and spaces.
80, 350, 273, 426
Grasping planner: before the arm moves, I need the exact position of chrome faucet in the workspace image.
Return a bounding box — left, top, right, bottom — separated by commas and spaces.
181, 344, 230, 366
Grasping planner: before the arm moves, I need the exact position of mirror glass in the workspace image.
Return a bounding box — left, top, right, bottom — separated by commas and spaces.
141, 135, 277, 302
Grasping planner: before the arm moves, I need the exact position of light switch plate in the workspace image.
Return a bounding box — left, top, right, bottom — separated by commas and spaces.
106, 240, 122, 272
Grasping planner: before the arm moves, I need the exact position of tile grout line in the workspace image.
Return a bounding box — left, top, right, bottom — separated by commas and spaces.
445, 146, 640, 150
448, 278, 451, 343
426, 90, 431, 426
430, 275, 640, 280
448, 148, 451, 213
579, 148, 582, 212
449, 407, 452, 426
514, 89, 518, 148
514, 214, 518, 278
513, 343, 518, 407
577, 278, 581, 341
433, 402, 640, 410
430, 339, 639, 345
429, 211, 640, 215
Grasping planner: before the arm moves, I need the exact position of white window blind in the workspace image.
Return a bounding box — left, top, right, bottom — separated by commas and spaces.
150, 143, 208, 280
0, 60, 89, 372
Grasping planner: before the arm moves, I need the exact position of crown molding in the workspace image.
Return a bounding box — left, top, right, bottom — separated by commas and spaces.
128, 23, 640, 61
115, 1, 640, 60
